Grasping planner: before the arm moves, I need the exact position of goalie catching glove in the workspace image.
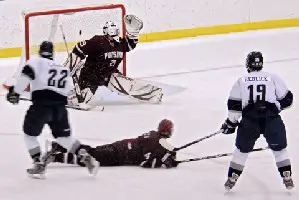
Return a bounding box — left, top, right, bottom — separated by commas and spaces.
124, 14, 143, 39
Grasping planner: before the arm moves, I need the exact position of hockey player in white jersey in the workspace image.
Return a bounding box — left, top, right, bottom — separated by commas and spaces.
220, 51, 294, 190
6, 41, 98, 178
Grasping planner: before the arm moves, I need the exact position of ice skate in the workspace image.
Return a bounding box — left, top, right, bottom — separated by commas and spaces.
224, 173, 239, 191
41, 149, 56, 166
149, 87, 163, 104
283, 171, 294, 190
42, 140, 64, 166
27, 162, 46, 179
155, 90, 163, 104
78, 148, 99, 176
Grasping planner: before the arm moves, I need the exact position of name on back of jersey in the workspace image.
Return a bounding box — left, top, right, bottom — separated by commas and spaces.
243, 76, 271, 82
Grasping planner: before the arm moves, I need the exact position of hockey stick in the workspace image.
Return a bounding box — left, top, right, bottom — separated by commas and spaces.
59, 25, 103, 111
177, 147, 269, 164
59, 25, 70, 58
174, 130, 221, 151
59, 25, 85, 103
19, 97, 95, 111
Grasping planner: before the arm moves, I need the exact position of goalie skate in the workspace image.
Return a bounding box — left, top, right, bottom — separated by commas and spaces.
67, 89, 103, 111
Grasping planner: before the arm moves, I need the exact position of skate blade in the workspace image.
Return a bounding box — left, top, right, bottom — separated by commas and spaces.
89, 162, 99, 176
28, 173, 46, 179
224, 185, 233, 192
286, 185, 294, 190
225, 186, 231, 191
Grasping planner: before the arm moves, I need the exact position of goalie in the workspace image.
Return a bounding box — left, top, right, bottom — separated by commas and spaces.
44, 119, 178, 168
65, 14, 163, 108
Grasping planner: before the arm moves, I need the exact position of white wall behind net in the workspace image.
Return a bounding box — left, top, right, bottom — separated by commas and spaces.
26, 6, 124, 66
2, 0, 299, 48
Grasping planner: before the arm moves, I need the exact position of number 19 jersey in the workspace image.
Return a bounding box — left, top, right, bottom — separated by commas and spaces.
227, 71, 291, 122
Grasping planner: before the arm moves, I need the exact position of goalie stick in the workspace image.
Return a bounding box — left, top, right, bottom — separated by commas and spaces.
174, 130, 221, 151
59, 25, 84, 103
59, 25, 103, 111
19, 97, 102, 111
177, 147, 269, 164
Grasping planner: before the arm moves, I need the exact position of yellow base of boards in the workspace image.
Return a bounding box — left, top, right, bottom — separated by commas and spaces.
1, 18, 299, 58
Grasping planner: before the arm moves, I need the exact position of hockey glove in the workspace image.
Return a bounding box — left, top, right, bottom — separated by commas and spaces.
140, 151, 178, 169
6, 87, 20, 105
161, 151, 178, 168
221, 118, 239, 134
124, 14, 143, 39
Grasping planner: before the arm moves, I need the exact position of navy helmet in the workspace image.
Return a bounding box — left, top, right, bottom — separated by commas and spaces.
39, 41, 53, 60
246, 51, 263, 73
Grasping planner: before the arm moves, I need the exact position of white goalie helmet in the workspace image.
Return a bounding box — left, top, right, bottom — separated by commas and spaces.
103, 21, 120, 41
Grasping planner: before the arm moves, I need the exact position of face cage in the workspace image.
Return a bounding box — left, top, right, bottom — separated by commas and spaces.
103, 26, 120, 37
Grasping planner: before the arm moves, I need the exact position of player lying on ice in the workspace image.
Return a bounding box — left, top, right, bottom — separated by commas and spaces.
43, 119, 178, 169
65, 14, 163, 110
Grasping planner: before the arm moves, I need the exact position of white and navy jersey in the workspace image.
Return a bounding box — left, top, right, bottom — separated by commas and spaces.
14, 57, 71, 105
227, 71, 293, 122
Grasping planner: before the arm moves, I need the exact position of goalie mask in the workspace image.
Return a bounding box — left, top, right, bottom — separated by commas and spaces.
103, 21, 120, 42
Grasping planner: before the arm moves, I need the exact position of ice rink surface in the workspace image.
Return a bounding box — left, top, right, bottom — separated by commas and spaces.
1, 28, 299, 200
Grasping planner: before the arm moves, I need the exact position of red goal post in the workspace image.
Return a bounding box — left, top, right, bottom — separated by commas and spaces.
2, 4, 127, 91
23, 4, 127, 75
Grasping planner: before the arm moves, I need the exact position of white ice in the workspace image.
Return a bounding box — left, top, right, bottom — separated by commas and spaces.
1, 28, 299, 200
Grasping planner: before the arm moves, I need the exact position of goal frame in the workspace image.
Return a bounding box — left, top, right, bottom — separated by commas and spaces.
23, 4, 127, 75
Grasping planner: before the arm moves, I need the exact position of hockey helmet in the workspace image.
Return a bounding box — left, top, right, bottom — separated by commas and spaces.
39, 41, 53, 60
246, 51, 263, 73
158, 119, 174, 138
103, 21, 120, 41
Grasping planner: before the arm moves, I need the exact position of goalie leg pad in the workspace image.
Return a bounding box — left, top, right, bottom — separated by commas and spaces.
64, 52, 85, 77
67, 87, 95, 109
67, 88, 79, 106
107, 73, 163, 104
81, 88, 94, 104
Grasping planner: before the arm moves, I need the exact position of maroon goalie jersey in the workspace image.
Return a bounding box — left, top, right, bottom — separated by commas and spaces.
72, 35, 137, 87
109, 131, 174, 166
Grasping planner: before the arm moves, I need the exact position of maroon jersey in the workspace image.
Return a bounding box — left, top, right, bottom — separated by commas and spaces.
51, 132, 177, 168
110, 131, 175, 167
72, 35, 137, 88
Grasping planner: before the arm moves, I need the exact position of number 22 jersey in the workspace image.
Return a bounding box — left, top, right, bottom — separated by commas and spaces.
14, 57, 71, 105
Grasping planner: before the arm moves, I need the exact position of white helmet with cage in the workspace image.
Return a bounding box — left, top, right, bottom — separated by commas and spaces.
103, 21, 120, 42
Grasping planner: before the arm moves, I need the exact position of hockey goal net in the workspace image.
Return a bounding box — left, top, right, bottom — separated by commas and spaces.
3, 4, 126, 89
